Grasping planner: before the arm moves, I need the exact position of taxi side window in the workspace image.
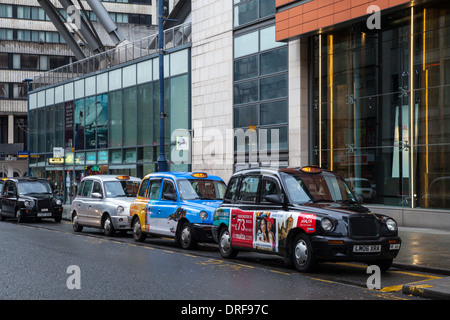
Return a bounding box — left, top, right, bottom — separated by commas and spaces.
77, 180, 85, 196
81, 180, 93, 197
92, 181, 102, 196
138, 178, 149, 198
223, 176, 240, 204
4, 181, 16, 196
237, 175, 260, 203
260, 177, 281, 203
161, 179, 176, 200
148, 179, 162, 200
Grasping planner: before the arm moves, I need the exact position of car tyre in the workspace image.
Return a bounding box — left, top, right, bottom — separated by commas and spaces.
178, 221, 197, 250
16, 209, 24, 223
218, 227, 238, 259
103, 215, 115, 236
132, 218, 147, 242
72, 212, 83, 232
292, 233, 316, 272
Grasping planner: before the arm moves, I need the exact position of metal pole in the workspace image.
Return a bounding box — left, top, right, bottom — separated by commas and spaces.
23, 78, 33, 177
157, 0, 168, 172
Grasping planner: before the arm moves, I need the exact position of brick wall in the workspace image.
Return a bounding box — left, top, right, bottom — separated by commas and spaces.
275, 0, 411, 41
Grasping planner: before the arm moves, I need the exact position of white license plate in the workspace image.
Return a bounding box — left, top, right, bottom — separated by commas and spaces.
37, 212, 52, 217
353, 244, 381, 253
41, 208, 48, 212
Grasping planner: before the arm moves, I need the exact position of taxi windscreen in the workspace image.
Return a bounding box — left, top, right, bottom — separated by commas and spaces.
18, 180, 52, 195
281, 170, 357, 204
104, 181, 140, 197
177, 179, 226, 200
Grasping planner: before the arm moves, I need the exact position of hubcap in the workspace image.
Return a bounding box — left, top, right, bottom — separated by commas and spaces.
220, 231, 231, 253
181, 226, 191, 246
134, 221, 141, 236
104, 218, 111, 232
294, 239, 308, 266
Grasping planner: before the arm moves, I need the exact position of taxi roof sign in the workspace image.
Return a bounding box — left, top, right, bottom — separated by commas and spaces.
116, 175, 130, 180
300, 166, 322, 173
191, 172, 208, 178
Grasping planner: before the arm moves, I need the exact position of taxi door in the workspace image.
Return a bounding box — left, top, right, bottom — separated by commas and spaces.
144, 178, 163, 233
151, 178, 178, 236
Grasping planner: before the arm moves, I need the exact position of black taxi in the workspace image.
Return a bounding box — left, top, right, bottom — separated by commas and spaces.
212, 167, 401, 272
0, 177, 63, 223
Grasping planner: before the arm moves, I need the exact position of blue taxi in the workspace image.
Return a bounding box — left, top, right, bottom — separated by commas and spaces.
130, 172, 226, 249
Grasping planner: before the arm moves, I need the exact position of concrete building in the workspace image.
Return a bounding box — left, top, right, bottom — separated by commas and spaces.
0, 0, 155, 178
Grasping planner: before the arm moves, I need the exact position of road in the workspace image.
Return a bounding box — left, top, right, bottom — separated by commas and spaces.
0, 218, 440, 309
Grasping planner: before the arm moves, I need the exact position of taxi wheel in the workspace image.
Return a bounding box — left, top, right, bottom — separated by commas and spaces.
72, 212, 83, 232
219, 228, 238, 259
16, 209, 24, 223
292, 233, 316, 272
179, 222, 197, 250
132, 218, 147, 242
103, 215, 115, 236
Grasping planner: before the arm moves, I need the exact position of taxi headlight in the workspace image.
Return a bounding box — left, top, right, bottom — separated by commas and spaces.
199, 210, 208, 220
24, 200, 33, 207
55, 199, 62, 206
321, 218, 333, 232
117, 206, 124, 214
386, 218, 397, 232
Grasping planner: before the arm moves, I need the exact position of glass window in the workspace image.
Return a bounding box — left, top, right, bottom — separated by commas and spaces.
137, 83, 152, 145
260, 74, 287, 101
84, 96, 97, 149
109, 69, 122, 91
260, 47, 287, 75
148, 179, 162, 200
234, 31, 258, 58
96, 94, 108, 149
234, 0, 258, 27
137, 60, 152, 84
170, 50, 188, 76
234, 80, 258, 104
260, 0, 275, 18
223, 176, 240, 203
109, 90, 122, 148
81, 179, 93, 197
74, 99, 85, 150
260, 26, 284, 51
123, 87, 137, 146
234, 55, 258, 81
110, 149, 122, 163
96, 73, 108, 94
123, 65, 136, 88
234, 105, 258, 128
260, 100, 287, 125
237, 175, 260, 203
170, 74, 189, 131
138, 178, 149, 197
0, 53, 7, 68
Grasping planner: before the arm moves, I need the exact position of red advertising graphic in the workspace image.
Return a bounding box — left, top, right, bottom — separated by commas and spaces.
296, 213, 316, 233
230, 209, 254, 248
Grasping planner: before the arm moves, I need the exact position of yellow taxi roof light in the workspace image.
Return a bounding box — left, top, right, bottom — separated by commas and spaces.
300, 166, 322, 173
191, 172, 208, 178
116, 175, 130, 180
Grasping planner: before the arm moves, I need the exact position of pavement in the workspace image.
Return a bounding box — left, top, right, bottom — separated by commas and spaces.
61, 206, 450, 299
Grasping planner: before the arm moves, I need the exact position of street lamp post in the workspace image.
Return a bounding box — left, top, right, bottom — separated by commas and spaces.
157, 0, 168, 172
23, 78, 33, 177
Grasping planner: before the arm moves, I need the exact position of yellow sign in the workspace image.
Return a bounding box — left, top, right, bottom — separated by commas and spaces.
48, 158, 65, 165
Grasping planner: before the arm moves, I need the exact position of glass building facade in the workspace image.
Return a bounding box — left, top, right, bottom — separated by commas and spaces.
233, 0, 289, 168
29, 48, 190, 202
310, 2, 450, 210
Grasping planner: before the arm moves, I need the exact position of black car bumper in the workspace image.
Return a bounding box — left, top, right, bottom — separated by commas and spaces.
192, 223, 214, 243
21, 207, 63, 220
310, 235, 402, 262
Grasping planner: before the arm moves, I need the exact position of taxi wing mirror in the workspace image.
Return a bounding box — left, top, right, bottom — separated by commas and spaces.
266, 194, 285, 205
163, 193, 177, 201
92, 192, 103, 199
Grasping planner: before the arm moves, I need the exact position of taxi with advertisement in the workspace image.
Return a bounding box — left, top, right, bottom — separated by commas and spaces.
130, 172, 226, 249
212, 167, 401, 272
